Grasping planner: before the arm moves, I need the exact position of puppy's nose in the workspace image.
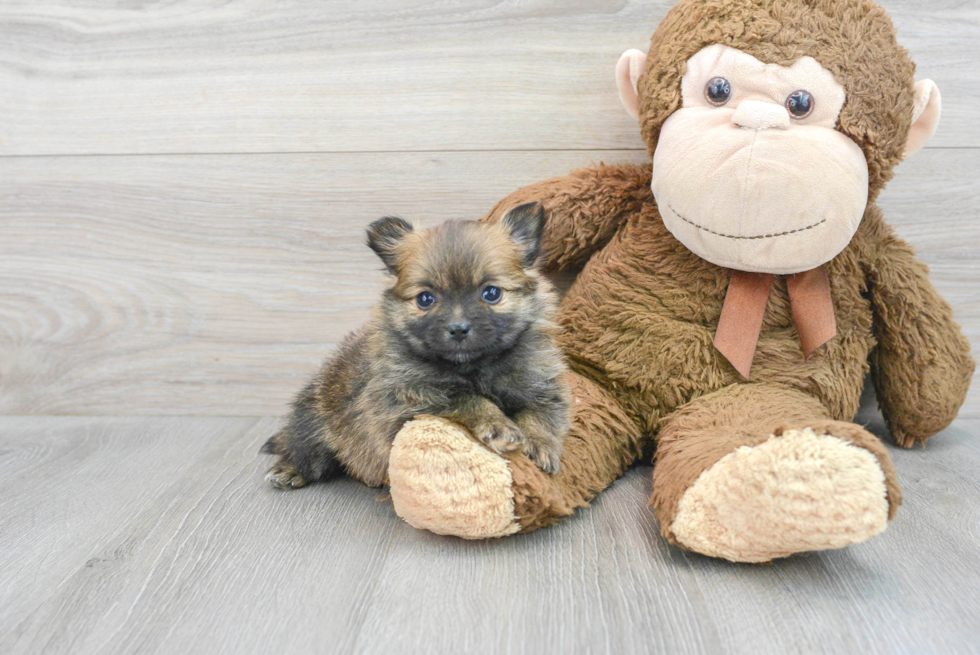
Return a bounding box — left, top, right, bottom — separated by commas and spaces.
732, 100, 790, 130
448, 322, 470, 342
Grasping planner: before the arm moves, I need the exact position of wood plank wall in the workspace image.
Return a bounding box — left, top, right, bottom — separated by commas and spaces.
1, 0, 978, 417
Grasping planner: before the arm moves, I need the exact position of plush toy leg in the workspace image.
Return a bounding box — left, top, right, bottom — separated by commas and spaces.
388, 372, 644, 538
388, 416, 524, 539
651, 383, 902, 563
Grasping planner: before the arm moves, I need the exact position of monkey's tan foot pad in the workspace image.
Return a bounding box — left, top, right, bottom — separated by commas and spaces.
389, 416, 521, 539
670, 428, 890, 563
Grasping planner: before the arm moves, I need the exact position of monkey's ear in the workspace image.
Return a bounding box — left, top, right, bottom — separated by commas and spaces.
366, 216, 414, 274
501, 202, 545, 268
616, 49, 647, 121
904, 79, 941, 160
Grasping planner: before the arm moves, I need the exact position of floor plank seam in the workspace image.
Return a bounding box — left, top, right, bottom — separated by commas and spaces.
0, 145, 973, 160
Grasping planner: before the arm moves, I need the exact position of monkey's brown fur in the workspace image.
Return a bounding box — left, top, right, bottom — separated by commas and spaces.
263, 205, 570, 489
472, 0, 974, 540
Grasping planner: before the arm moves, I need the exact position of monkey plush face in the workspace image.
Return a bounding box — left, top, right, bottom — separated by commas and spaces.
650, 44, 868, 274
616, 0, 942, 275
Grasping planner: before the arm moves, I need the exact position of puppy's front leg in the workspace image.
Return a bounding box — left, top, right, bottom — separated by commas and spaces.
444, 395, 525, 456
513, 405, 566, 475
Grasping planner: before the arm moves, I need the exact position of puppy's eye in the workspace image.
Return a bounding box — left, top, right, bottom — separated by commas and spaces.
416, 291, 436, 309
481, 285, 502, 304
705, 77, 732, 106
786, 90, 814, 119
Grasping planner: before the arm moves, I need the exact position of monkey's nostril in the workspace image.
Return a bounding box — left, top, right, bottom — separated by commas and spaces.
731, 99, 791, 130
448, 322, 471, 342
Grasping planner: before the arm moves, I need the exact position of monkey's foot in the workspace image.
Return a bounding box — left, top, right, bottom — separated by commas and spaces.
388, 416, 574, 539
668, 427, 895, 563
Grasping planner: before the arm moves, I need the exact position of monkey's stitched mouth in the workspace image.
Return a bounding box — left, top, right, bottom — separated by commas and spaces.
667, 202, 826, 240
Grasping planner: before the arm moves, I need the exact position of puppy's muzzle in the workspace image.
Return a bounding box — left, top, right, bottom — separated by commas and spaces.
448, 322, 471, 342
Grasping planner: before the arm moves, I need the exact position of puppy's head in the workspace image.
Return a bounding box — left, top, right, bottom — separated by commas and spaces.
366, 202, 550, 364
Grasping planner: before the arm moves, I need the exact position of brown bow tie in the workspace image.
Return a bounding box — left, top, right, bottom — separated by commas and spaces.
714, 266, 837, 379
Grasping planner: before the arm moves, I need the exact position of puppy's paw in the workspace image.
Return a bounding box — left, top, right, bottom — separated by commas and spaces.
266, 461, 307, 490
473, 417, 525, 455
522, 439, 562, 475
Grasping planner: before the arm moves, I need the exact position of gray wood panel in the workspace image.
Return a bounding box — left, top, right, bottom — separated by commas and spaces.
0, 416, 261, 638
0, 149, 644, 416
0, 0, 976, 156
1, 2, 977, 654
0, 415, 978, 654
2, 149, 977, 417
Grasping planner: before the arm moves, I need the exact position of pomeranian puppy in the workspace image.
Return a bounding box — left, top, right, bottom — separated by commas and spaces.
261, 202, 570, 490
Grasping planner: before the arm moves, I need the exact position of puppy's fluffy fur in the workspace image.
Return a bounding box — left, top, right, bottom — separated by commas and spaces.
261, 203, 570, 489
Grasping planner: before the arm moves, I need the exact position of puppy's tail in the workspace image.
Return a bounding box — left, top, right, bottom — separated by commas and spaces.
259, 429, 285, 455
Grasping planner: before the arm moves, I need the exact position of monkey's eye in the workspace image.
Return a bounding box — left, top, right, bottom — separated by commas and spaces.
481, 285, 502, 304
416, 291, 436, 309
786, 90, 815, 119
704, 77, 732, 106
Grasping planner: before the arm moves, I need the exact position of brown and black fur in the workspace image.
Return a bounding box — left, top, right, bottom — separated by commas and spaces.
262, 202, 570, 489
465, 0, 974, 537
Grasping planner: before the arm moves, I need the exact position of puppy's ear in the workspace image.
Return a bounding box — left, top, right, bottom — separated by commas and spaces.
501, 202, 545, 268
366, 216, 414, 274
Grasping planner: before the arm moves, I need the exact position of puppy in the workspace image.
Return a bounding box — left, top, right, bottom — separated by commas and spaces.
261, 202, 570, 490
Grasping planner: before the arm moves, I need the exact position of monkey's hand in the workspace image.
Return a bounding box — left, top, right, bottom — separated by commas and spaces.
866, 215, 975, 447
483, 162, 653, 272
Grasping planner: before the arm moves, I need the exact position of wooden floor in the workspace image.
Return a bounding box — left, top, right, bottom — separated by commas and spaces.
2, 1, 979, 653
2, 408, 979, 654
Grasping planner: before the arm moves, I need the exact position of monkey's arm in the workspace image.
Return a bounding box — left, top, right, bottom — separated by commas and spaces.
864, 214, 975, 447
485, 162, 653, 272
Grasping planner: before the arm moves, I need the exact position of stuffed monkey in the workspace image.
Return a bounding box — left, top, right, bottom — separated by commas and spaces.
385, 0, 975, 562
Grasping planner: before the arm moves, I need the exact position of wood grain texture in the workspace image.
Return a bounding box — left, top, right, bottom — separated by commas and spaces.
0, 416, 261, 638
1, 149, 976, 417
0, 0, 977, 156
0, 414, 977, 654
1, 2, 977, 653
0, 149, 644, 416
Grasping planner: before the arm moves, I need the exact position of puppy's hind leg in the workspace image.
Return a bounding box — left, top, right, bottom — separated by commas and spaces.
261, 399, 344, 490
261, 428, 307, 489
267, 457, 308, 490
